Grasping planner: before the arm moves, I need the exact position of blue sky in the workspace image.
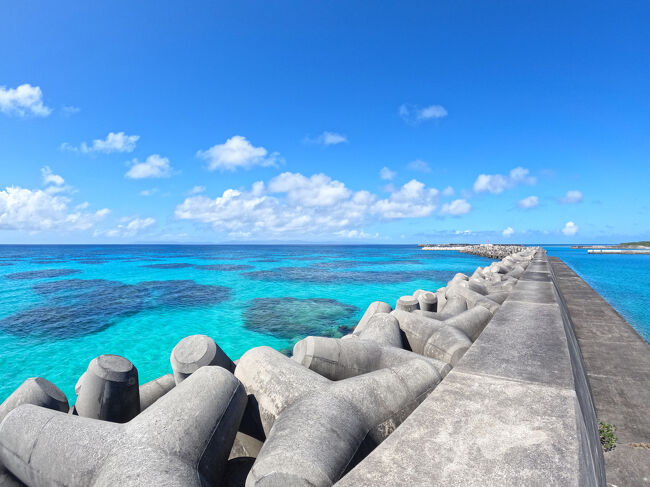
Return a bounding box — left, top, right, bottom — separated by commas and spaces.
1, 1, 649, 244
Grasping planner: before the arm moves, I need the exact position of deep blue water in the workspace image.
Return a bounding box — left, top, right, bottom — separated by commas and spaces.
0, 245, 491, 401
1, 245, 647, 403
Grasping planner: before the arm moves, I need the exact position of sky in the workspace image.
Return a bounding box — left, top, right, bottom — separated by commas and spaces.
1, 1, 649, 244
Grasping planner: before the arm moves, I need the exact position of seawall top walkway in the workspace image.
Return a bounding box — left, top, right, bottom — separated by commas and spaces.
550, 258, 650, 486
337, 249, 605, 485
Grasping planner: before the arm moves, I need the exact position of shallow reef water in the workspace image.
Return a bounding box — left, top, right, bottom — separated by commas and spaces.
0, 278, 231, 339
7, 244, 641, 403
5, 269, 81, 280
243, 297, 358, 341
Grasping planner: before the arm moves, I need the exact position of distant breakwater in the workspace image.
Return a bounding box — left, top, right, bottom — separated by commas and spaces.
2, 246, 601, 487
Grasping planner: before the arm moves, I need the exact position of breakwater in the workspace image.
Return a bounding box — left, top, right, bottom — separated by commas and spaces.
0, 247, 607, 486
459, 243, 529, 259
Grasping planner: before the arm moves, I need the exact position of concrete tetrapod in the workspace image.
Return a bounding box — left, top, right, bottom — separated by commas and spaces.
391, 309, 472, 366
236, 347, 440, 487
0, 378, 69, 487
139, 373, 175, 411
74, 354, 140, 423
293, 335, 449, 382
171, 334, 235, 384
352, 301, 392, 336
0, 366, 247, 487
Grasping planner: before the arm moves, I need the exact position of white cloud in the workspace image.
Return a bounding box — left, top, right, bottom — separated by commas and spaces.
379, 167, 396, 180
305, 131, 347, 146
399, 104, 447, 124
175, 172, 440, 238
561, 190, 583, 204
0, 186, 108, 232
373, 179, 439, 219
100, 217, 156, 238
406, 159, 431, 173
562, 221, 579, 236
473, 167, 537, 194
440, 198, 472, 216
268, 172, 351, 207
0, 84, 51, 117
518, 195, 539, 208
456, 229, 471, 235
126, 155, 173, 179
442, 186, 455, 196
41, 166, 64, 186
140, 188, 159, 196
502, 227, 515, 237
197, 135, 279, 171
188, 185, 206, 195
61, 132, 140, 154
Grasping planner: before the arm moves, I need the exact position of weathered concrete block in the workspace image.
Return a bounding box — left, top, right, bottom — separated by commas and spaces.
0, 378, 69, 487
391, 309, 471, 366
396, 295, 419, 312
443, 306, 493, 342
353, 301, 392, 336
446, 285, 500, 316
438, 294, 467, 316
355, 312, 402, 348
239, 347, 440, 486
293, 335, 448, 381
171, 334, 235, 384
0, 377, 68, 423
416, 292, 437, 312
139, 373, 175, 411
0, 366, 246, 487
74, 354, 139, 423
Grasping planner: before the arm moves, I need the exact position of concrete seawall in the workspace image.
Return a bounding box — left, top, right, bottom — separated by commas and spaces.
0, 248, 618, 486
550, 258, 650, 485
336, 249, 606, 486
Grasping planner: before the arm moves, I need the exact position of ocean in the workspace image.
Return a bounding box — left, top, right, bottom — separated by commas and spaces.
1, 244, 648, 402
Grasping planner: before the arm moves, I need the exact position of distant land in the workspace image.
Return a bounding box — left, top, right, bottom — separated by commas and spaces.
572, 241, 650, 249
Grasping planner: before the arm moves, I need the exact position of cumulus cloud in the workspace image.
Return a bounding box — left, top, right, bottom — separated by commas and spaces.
0, 186, 109, 232
502, 227, 515, 237
305, 131, 347, 146
562, 221, 579, 236
518, 195, 539, 208
442, 186, 455, 196
197, 135, 279, 171
440, 199, 472, 216
126, 155, 173, 179
0, 84, 51, 117
175, 172, 441, 238
406, 159, 431, 173
373, 180, 439, 219
140, 188, 159, 196
561, 190, 583, 204
41, 166, 64, 187
379, 167, 396, 180
473, 167, 537, 194
61, 132, 140, 154
268, 172, 351, 207
399, 104, 447, 124
99, 217, 156, 238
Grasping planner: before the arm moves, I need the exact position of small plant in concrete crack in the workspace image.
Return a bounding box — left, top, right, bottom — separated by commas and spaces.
598, 420, 617, 451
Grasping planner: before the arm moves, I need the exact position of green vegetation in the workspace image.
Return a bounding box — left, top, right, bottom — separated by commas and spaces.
599, 420, 618, 452
620, 241, 650, 247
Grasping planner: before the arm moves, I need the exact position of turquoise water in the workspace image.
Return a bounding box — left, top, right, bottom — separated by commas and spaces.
545, 246, 650, 343
0, 245, 491, 401
2, 245, 648, 403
